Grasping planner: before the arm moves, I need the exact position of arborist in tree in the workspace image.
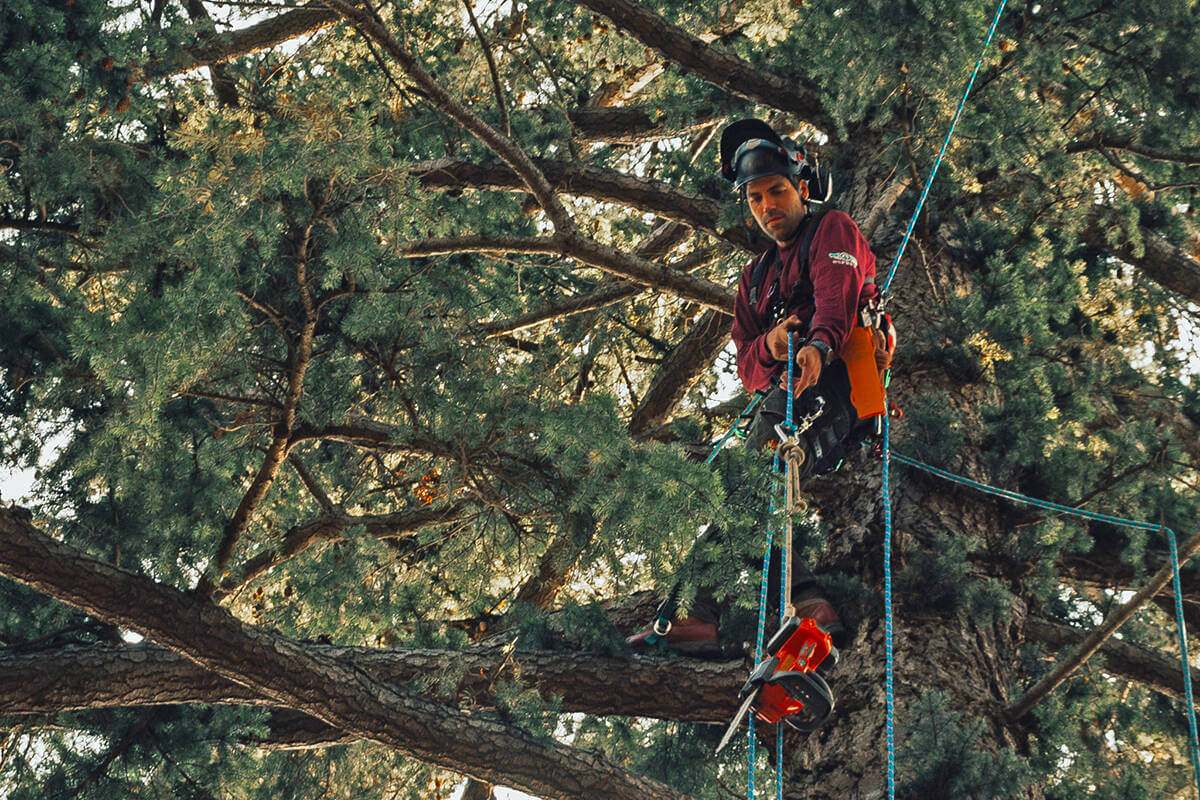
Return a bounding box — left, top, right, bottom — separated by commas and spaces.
630, 119, 894, 661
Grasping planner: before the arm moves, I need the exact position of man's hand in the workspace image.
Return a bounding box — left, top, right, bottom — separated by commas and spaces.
764, 314, 804, 362
792, 345, 823, 396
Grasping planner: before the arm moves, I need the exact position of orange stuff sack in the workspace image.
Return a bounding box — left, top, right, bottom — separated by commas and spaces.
842, 326, 886, 419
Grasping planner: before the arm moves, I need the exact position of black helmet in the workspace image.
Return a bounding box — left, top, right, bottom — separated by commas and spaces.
719, 118, 832, 202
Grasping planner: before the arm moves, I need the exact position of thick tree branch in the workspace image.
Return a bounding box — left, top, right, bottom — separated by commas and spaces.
0, 640, 742, 725
1082, 208, 1200, 306
0, 508, 697, 800
568, 107, 717, 145
327, 0, 576, 233
1025, 616, 1200, 703
973, 547, 1200, 632
1005, 526, 1200, 720
511, 513, 597, 610
205, 262, 319, 591
1066, 134, 1200, 167
570, 0, 835, 136
628, 309, 732, 438
473, 247, 717, 339
161, 1, 341, 76
183, 0, 240, 106
402, 235, 735, 312
215, 502, 469, 601
409, 158, 751, 251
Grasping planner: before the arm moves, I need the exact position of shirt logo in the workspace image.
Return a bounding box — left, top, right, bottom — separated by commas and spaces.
828, 251, 858, 268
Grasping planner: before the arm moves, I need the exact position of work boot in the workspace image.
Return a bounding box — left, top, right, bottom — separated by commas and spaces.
626, 615, 722, 657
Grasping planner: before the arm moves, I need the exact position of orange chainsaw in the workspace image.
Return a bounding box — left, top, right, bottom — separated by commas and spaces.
715, 616, 836, 753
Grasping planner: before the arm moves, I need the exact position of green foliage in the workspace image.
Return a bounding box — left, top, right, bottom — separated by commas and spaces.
2, 0, 1200, 796
897, 690, 1030, 799
897, 532, 1011, 622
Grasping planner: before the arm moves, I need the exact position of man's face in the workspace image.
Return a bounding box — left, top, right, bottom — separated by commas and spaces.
745, 174, 807, 243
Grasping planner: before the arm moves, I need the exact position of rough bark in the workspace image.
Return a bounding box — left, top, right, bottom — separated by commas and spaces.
410, 159, 750, 250
1025, 616, 1200, 704
628, 309, 733, 438
0, 508, 696, 800
570, 0, 836, 136
0, 641, 742, 724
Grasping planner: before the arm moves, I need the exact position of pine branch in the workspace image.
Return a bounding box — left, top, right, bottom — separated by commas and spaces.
0, 508, 700, 800
1066, 134, 1200, 167
214, 502, 469, 601
1025, 615, 1200, 703
1082, 209, 1200, 306
568, 107, 717, 145
0, 640, 742, 725
409, 158, 751, 251
203, 215, 323, 593
462, 0, 509, 137
160, 1, 342, 76
628, 309, 732, 438
472, 241, 717, 339
183, 0, 240, 107
289, 419, 456, 455
326, 0, 576, 234
286, 452, 336, 512
510, 513, 596, 610
1005, 526, 1200, 720
570, 0, 836, 137
401, 235, 735, 312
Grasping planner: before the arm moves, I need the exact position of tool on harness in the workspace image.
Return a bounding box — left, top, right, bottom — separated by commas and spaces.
715, 616, 837, 753
774, 399, 824, 513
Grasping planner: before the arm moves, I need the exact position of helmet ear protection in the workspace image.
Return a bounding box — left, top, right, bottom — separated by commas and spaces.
719, 118, 833, 203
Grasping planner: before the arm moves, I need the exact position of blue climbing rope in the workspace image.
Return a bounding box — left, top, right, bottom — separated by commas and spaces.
707, 393, 767, 465
881, 0, 1009, 297
891, 451, 1200, 793
879, 3, 1008, 797
749, 335, 798, 798
882, 417, 897, 799
1167, 527, 1200, 794
891, 452, 1161, 530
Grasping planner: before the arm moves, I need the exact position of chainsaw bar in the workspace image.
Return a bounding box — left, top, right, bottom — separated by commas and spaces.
715, 690, 758, 754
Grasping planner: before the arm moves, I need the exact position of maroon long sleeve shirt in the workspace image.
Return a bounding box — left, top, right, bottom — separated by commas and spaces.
732, 210, 878, 393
